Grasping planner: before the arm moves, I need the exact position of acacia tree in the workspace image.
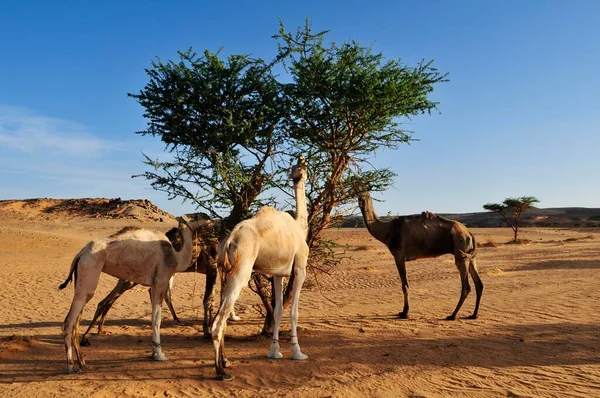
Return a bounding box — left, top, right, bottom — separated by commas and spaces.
483, 196, 540, 242
273, 20, 448, 307
129, 49, 289, 227
129, 49, 292, 331
130, 20, 448, 334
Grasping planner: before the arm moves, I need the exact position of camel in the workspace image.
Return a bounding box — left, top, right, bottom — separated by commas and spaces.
58, 213, 205, 373
357, 191, 483, 320
79, 223, 240, 346
211, 157, 310, 381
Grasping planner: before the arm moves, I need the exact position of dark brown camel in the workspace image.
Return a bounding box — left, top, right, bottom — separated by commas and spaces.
79, 220, 239, 346
357, 191, 483, 320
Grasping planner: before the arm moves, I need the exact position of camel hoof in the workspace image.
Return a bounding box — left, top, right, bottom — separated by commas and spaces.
467, 314, 478, 320
67, 367, 83, 374
228, 314, 242, 322
80, 338, 91, 347
216, 373, 234, 381
152, 353, 168, 361
397, 312, 408, 319
445, 315, 456, 321
267, 351, 283, 359
292, 352, 308, 360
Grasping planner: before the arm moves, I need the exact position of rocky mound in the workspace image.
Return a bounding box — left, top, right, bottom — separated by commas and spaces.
0, 197, 173, 222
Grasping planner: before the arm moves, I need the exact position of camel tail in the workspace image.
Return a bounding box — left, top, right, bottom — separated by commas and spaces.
58, 250, 83, 290
468, 233, 477, 256
459, 233, 477, 260
218, 238, 240, 275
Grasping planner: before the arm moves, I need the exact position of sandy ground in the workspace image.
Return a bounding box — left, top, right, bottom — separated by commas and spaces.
0, 203, 599, 397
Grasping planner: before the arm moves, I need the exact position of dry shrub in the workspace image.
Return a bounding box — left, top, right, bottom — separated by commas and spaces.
507, 238, 532, 245
564, 235, 594, 242
477, 239, 498, 248
354, 245, 377, 251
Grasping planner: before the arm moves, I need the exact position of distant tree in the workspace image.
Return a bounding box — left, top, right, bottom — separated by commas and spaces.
483, 196, 540, 242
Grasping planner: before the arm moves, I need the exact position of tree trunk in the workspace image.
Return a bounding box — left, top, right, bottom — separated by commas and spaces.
252, 274, 275, 336
261, 305, 275, 336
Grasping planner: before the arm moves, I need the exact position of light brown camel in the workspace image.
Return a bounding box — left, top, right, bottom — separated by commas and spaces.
79, 222, 240, 346
358, 191, 483, 320
211, 157, 309, 381
58, 213, 205, 373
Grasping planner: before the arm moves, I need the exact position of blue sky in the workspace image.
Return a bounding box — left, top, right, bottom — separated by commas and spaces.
1, 1, 598, 216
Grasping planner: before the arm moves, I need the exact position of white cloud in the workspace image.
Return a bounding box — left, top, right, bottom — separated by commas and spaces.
0, 104, 120, 156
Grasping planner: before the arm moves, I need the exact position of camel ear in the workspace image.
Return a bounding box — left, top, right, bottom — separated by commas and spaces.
180, 214, 191, 223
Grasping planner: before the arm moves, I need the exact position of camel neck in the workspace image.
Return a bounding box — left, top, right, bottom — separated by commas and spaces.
360, 195, 388, 244
174, 223, 194, 272
294, 177, 308, 238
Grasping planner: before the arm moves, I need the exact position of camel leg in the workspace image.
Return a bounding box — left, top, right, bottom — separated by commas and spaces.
267, 276, 284, 359
211, 297, 235, 380
467, 258, 484, 319
64, 299, 87, 373
202, 266, 218, 337
72, 312, 86, 367
63, 267, 101, 373
150, 278, 170, 361
446, 259, 471, 320
98, 280, 137, 332
81, 279, 136, 346
228, 308, 241, 322
394, 256, 410, 319
165, 276, 180, 323
212, 266, 251, 381
289, 259, 308, 360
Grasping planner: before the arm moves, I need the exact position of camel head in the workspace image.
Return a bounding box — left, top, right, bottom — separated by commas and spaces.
357, 191, 371, 210
176, 212, 210, 232
291, 155, 307, 183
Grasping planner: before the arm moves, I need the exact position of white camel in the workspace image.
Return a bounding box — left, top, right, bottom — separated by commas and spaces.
58, 213, 205, 373
79, 222, 240, 346
211, 157, 310, 381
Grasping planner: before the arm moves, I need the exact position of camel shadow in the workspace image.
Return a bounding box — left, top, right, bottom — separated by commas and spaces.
510, 259, 600, 271
305, 321, 600, 369
0, 318, 187, 331
0, 321, 63, 330
1, 319, 599, 385
0, 331, 225, 383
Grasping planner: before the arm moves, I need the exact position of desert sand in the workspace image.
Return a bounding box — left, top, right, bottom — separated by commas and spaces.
0, 199, 599, 397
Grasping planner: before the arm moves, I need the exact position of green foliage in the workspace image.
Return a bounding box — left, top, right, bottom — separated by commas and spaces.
128, 49, 289, 228
275, 19, 448, 245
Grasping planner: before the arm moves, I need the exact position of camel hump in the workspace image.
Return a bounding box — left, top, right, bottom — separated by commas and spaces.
421, 211, 436, 220
255, 206, 277, 217
109, 226, 142, 238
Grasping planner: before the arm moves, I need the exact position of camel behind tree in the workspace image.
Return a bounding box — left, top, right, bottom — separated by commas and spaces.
79, 221, 240, 346
358, 191, 483, 320
58, 213, 205, 373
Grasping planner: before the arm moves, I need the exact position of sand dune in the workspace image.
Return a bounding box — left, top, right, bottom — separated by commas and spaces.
1, 201, 599, 397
